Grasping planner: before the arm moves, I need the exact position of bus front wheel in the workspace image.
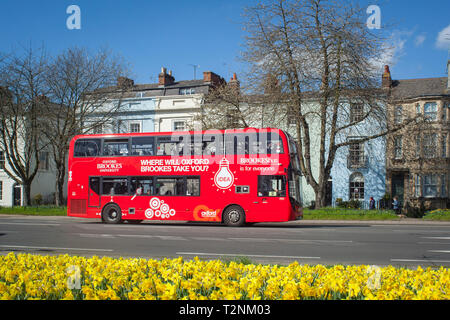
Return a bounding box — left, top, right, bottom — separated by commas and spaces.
223, 205, 245, 227
102, 204, 122, 224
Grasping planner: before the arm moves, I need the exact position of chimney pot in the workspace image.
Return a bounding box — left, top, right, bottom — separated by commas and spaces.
159, 67, 175, 86
382, 65, 392, 89
117, 76, 134, 88
447, 60, 450, 89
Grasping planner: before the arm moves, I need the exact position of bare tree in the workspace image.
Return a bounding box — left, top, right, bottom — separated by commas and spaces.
0, 46, 49, 205
42, 47, 130, 206
231, 0, 419, 208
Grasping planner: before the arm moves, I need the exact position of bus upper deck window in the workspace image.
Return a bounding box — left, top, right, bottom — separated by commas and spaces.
131, 137, 154, 156
103, 139, 129, 156
74, 139, 101, 157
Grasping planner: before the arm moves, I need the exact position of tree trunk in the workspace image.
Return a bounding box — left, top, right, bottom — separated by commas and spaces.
23, 182, 32, 206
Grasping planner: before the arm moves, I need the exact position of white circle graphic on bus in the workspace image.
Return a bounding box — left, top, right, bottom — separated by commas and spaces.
145, 197, 176, 219
214, 158, 235, 189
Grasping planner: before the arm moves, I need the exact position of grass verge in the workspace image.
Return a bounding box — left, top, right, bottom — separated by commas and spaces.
0, 206, 67, 216
303, 208, 399, 220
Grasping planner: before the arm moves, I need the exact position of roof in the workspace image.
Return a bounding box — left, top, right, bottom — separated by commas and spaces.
389, 77, 449, 100
95, 79, 214, 98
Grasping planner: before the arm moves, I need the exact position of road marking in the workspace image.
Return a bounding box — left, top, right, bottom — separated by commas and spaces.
176, 252, 321, 260
118, 234, 185, 241
422, 237, 450, 240
428, 250, 450, 253
0, 245, 113, 252
391, 258, 450, 263
229, 237, 352, 244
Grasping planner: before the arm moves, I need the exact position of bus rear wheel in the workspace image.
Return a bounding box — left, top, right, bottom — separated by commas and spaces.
223, 205, 245, 227
102, 204, 122, 224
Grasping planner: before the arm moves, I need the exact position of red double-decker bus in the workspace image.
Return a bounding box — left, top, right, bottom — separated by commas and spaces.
67, 128, 302, 226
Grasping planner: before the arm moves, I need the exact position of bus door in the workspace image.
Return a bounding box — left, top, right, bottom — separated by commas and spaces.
88, 177, 101, 207
253, 175, 287, 220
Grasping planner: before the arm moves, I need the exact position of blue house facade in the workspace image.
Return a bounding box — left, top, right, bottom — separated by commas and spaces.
331, 135, 386, 208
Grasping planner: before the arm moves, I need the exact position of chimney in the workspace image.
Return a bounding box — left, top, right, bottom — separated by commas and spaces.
35, 94, 49, 104
382, 65, 392, 88
203, 71, 225, 87
117, 76, 134, 88
158, 67, 175, 86
228, 73, 240, 94
264, 73, 281, 94
447, 60, 450, 90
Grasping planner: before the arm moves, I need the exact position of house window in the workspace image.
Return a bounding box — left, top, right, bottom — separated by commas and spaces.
0, 150, 4, 170
394, 136, 402, 159
414, 175, 421, 197
129, 122, 141, 133
443, 103, 447, 121
423, 133, 437, 158
349, 172, 364, 200
423, 174, 438, 197
424, 102, 437, 121
441, 174, 447, 198
394, 106, 403, 124
350, 103, 364, 122
348, 139, 365, 168
180, 88, 195, 95
38, 152, 49, 171
173, 121, 186, 131
415, 135, 421, 158
442, 133, 448, 158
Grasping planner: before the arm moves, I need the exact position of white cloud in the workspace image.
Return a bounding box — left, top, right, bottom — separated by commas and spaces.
436, 24, 450, 49
370, 30, 410, 71
414, 33, 426, 47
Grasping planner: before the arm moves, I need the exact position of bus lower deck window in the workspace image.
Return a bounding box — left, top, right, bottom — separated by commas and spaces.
102, 178, 128, 195
258, 176, 286, 197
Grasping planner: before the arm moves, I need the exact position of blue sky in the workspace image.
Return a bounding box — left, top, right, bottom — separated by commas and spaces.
0, 0, 449, 84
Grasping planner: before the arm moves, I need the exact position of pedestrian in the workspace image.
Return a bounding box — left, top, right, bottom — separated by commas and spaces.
392, 196, 401, 215
369, 197, 375, 210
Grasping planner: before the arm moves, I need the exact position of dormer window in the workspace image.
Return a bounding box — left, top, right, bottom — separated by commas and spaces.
180, 88, 195, 95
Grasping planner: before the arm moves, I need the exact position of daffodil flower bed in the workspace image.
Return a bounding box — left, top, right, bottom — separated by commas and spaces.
0, 253, 448, 300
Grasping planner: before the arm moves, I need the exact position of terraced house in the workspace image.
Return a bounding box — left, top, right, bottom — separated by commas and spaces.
385, 60, 450, 211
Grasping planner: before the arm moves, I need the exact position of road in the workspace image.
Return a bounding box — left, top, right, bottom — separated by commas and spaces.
1, 215, 450, 267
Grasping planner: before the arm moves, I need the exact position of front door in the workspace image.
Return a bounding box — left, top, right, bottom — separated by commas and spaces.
13, 185, 21, 206
391, 174, 404, 205
88, 177, 101, 207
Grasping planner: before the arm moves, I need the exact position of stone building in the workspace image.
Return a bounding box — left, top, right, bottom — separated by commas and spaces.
384, 61, 450, 211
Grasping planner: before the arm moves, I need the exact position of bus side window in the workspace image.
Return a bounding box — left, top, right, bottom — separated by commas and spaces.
74, 139, 101, 157
103, 139, 129, 156
258, 175, 286, 197
267, 133, 284, 154
186, 177, 200, 196
202, 134, 223, 156
130, 177, 154, 195
102, 178, 128, 195
156, 136, 177, 156
131, 137, 154, 156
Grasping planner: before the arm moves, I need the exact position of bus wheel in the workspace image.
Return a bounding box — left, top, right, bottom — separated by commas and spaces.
102, 204, 122, 224
223, 205, 245, 227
